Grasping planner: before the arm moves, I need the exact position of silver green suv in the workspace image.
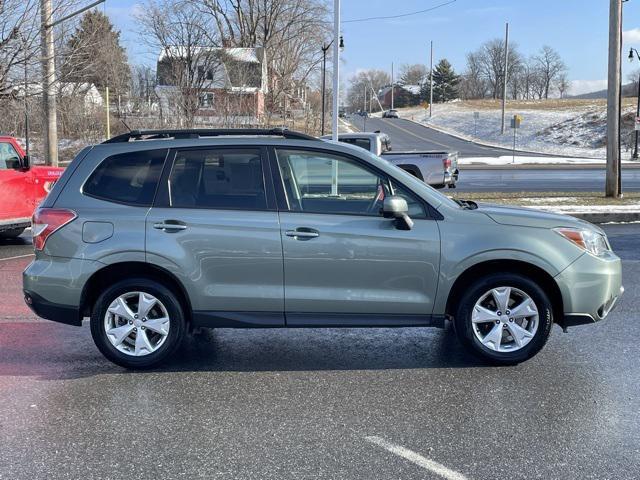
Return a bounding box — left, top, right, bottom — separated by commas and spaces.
23, 129, 623, 369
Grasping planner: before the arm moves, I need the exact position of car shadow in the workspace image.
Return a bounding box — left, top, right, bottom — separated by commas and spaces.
0, 321, 493, 381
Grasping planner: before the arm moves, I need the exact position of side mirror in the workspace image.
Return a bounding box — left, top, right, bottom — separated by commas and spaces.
6, 156, 21, 170
382, 195, 414, 230
21, 154, 30, 170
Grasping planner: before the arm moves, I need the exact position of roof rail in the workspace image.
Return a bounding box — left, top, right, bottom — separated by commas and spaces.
102, 128, 318, 143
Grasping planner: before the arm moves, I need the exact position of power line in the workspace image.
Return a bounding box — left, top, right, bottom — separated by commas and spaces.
342, 0, 456, 24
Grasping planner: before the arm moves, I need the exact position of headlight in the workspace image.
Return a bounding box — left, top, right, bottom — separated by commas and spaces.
554, 227, 610, 257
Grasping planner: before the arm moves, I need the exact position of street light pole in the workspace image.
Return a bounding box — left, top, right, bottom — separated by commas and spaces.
20, 33, 30, 159
321, 42, 331, 136
331, 0, 340, 141
629, 47, 640, 160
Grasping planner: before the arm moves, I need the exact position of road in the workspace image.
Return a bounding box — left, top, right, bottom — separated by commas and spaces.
1, 228, 639, 479
348, 115, 640, 192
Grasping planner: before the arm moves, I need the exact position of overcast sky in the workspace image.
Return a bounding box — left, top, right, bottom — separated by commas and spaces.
106, 0, 640, 96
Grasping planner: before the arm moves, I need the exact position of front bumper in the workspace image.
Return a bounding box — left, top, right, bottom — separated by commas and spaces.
555, 250, 623, 328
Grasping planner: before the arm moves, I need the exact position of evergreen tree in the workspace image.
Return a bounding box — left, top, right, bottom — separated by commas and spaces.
62, 11, 130, 96
432, 59, 459, 102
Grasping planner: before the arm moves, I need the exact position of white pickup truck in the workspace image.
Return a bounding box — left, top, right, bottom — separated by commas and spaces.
322, 132, 459, 189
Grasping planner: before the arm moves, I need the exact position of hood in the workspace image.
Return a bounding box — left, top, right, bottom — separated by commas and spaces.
30, 165, 65, 181
477, 202, 603, 233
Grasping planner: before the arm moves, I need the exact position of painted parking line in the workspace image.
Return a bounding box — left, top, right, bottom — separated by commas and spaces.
0, 253, 34, 262
365, 436, 469, 480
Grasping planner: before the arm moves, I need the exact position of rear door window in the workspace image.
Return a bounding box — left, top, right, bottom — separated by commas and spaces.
83, 149, 167, 206
168, 148, 267, 210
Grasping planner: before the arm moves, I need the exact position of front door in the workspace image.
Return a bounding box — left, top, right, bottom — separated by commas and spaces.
146, 146, 284, 326
272, 147, 441, 326
0, 142, 31, 222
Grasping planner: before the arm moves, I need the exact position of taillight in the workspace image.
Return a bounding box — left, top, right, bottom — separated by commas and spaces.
443, 157, 452, 170
32, 208, 77, 251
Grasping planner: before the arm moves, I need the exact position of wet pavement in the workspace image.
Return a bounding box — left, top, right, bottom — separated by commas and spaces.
1, 226, 639, 479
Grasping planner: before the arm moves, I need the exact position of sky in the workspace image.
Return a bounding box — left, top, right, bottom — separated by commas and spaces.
105, 0, 640, 95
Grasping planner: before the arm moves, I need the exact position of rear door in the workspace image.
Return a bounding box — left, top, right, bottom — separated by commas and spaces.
146, 146, 284, 326
271, 147, 441, 326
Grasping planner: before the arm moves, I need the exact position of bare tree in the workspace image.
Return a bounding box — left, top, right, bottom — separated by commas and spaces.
398, 64, 427, 86
532, 45, 566, 99
459, 51, 487, 99
346, 69, 390, 112
194, 0, 329, 119
556, 72, 570, 99
136, 0, 221, 127
0, 0, 39, 95
467, 38, 522, 100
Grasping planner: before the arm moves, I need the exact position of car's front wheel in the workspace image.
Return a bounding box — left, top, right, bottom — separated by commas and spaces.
453, 273, 553, 364
90, 278, 186, 369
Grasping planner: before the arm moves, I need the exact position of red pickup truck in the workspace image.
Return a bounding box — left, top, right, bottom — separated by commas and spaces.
0, 136, 64, 238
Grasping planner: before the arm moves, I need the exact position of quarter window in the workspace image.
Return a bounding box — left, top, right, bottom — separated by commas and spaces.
83, 150, 166, 206
168, 148, 267, 210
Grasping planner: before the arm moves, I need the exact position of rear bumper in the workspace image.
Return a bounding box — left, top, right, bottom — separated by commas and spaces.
23, 256, 101, 326
23, 289, 82, 326
555, 251, 623, 328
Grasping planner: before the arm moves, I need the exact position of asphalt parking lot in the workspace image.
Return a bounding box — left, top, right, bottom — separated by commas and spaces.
1, 225, 639, 480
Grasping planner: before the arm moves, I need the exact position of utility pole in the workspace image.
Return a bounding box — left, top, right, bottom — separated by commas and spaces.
429, 40, 433, 118
391, 62, 394, 110
363, 84, 367, 113
500, 22, 509, 135
606, 0, 622, 197
41, 0, 57, 166
628, 48, 640, 159
40, 0, 106, 166
331, 0, 340, 141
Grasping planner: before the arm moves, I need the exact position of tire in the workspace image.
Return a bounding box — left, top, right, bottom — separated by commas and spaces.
0, 228, 25, 239
432, 183, 446, 189
453, 273, 553, 365
90, 278, 186, 369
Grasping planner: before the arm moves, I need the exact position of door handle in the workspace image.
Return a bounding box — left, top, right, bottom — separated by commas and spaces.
153, 222, 187, 231
285, 228, 319, 239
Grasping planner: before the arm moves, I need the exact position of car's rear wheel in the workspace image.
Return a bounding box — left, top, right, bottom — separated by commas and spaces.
90, 278, 186, 369
453, 273, 553, 364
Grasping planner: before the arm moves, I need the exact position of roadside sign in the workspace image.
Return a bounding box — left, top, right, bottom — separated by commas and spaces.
511, 114, 522, 129
635, 116, 640, 131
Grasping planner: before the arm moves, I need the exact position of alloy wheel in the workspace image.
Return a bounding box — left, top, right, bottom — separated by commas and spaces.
471, 286, 539, 353
103, 291, 170, 356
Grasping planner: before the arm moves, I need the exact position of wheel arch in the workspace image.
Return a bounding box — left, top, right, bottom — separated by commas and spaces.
396, 164, 424, 181
80, 261, 193, 324
445, 259, 564, 324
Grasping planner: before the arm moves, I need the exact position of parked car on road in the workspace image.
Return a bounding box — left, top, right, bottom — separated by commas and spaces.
23, 128, 623, 369
382, 109, 399, 118
323, 132, 459, 188
0, 136, 64, 238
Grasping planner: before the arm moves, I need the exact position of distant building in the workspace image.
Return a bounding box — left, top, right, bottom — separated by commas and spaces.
5, 82, 103, 109
155, 46, 268, 122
